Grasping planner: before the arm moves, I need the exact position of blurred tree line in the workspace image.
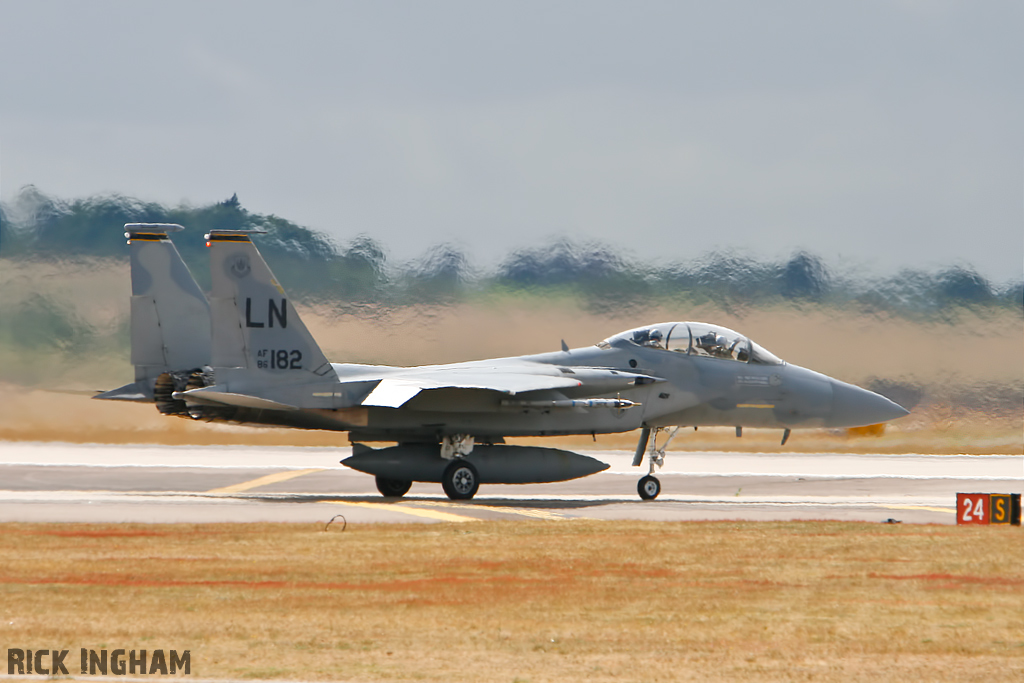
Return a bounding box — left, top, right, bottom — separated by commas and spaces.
2, 186, 1021, 315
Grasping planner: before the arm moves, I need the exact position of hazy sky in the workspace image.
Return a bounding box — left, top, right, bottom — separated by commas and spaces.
1, 1, 1021, 281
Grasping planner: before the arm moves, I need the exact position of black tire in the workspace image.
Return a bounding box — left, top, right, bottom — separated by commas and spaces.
375, 476, 412, 498
441, 460, 479, 500
638, 475, 661, 500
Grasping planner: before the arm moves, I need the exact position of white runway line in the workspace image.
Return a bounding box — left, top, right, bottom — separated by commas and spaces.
0, 489, 958, 510
607, 472, 1020, 480
593, 450, 1023, 478
1, 442, 1020, 478
0, 442, 350, 469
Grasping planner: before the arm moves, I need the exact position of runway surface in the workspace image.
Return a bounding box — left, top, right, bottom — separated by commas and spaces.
0, 442, 1020, 525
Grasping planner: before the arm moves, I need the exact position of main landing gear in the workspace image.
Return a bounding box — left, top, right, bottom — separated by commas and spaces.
438, 434, 479, 500
441, 459, 479, 500
632, 426, 683, 500
371, 435, 481, 501
375, 476, 412, 498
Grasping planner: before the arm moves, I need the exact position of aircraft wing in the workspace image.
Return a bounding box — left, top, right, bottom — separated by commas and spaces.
360, 373, 583, 408
358, 366, 661, 408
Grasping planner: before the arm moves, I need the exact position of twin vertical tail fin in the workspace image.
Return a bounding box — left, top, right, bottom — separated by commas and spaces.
96, 225, 332, 413
94, 224, 211, 403
206, 229, 332, 380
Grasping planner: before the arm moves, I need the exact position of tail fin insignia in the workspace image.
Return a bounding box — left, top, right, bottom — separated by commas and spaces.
244, 297, 288, 328
206, 229, 332, 377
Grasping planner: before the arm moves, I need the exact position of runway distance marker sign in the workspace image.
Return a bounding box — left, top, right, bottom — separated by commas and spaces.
956, 493, 1021, 526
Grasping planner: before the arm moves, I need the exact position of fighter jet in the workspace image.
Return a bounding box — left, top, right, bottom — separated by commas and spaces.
96, 224, 909, 500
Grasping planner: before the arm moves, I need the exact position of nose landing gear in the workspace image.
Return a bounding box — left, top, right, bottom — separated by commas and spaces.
638, 475, 661, 500
632, 426, 682, 500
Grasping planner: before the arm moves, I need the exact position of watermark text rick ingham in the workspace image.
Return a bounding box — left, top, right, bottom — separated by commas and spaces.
7, 649, 189, 675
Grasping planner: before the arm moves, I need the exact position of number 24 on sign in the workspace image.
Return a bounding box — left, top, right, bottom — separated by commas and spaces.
957, 493, 1016, 525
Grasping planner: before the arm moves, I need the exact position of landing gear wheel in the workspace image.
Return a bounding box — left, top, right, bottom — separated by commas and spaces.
375, 476, 412, 498
442, 460, 479, 500
638, 475, 661, 500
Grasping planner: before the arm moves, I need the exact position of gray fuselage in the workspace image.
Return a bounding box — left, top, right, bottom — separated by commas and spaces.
193, 337, 905, 443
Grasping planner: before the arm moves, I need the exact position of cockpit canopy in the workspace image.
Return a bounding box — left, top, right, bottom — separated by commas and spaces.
599, 322, 783, 365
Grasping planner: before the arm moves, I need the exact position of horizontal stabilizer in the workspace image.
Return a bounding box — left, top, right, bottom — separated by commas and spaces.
93, 381, 154, 403
174, 388, 299, 411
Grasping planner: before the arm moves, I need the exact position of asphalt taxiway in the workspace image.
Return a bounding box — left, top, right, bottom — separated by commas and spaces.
0, 442, 1020, 525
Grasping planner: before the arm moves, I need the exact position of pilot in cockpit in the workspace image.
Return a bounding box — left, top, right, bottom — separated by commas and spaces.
697, 331, 738, 358
631, 328, 665, 348
695, 331, 723, 354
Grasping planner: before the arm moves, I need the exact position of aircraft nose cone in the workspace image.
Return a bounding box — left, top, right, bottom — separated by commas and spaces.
828, 380, 909, 428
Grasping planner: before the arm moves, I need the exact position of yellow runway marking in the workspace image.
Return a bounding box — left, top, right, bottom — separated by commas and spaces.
880, 504, 955, 514
410, 500, 567, 521
327, 501, 480, 523
207, 469, 324, 494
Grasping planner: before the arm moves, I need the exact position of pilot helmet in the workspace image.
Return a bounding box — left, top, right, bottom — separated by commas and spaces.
648, 329, 664, 344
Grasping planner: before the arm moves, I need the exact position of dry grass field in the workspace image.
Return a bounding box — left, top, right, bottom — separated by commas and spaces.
1, 520, 1022, 682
